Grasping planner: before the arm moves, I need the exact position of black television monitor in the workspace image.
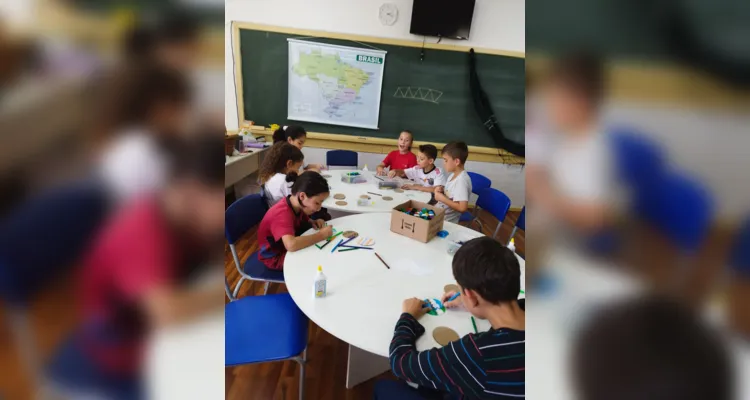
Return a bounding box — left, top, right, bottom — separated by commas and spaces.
410, 0, 476, 40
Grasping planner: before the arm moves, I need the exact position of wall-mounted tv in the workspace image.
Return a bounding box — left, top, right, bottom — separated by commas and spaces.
409, 0, 477, 40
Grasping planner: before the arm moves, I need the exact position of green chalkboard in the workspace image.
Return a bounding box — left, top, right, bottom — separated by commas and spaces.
237, 28, 524, 149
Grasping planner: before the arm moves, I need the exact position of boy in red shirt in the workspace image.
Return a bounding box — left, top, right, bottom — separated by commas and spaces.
257, 171, 333, 270
376, 130, 418, 175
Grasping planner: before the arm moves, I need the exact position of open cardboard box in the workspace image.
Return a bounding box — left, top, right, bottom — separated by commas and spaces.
390, 200, 445, 243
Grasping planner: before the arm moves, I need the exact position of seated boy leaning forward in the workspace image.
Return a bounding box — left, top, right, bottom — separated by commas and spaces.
389, 144, 446, 194
374, 237, 525, 400
435, 142, 472, 224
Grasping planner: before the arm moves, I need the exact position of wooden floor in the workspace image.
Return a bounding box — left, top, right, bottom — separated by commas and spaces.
224, 209, 525, 400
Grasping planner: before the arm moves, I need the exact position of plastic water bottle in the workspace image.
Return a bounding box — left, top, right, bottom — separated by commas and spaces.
313, 265, 327, 298
508, 238, 516, 253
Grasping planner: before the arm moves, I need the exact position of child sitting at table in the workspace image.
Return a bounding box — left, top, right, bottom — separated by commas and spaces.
376, 130, 418, 176
388, 144, 446, 194
259, 142, 305, 207
375, 236, 525, 399
257, 171, 333, 271
435, 141, 472, 224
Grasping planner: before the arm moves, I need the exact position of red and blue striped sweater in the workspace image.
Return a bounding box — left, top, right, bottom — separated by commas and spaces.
389, 313, 525, 399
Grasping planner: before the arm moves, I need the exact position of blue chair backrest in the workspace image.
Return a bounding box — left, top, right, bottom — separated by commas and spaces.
609, 127, 665, 190
326, 150, 358, 167
476, 188, 512, 225
467, 172, 491, 196
516, 207, 525, 231
729, 218, 750, 277
225, 193, 268, 245
643, 172, 713, 252
0, 180, 109, 304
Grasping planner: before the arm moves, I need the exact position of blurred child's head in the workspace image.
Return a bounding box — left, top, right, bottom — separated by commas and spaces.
259, 143, 305, 184
416, 144, 438, 170
441, 141, 469, 173
545, 53, 604, 133
452, 237, 520, 319
166, 133, 225, 241
398, 130, 414, 153
291, 171, 330, 215
113, 65, 191, 136
273, 125, 307, 149
572, 296, 731, 400
124, 12, 199, 70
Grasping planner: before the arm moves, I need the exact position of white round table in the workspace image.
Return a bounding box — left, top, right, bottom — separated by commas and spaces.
321, 169, 431, 213
284, 213, 524, 387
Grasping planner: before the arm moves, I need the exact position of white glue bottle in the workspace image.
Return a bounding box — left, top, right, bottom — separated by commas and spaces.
362, 164, 369, 172
313, 265, 327, 298
508, 238, 516, 253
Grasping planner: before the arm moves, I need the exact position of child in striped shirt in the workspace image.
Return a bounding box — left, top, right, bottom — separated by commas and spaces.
376, 237, 525, 399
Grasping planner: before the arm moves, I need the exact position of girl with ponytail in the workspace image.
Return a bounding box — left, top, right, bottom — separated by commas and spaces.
272, 125, 324, 171
259, 143, 305, 207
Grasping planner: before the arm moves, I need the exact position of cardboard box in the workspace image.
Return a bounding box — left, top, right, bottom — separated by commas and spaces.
390, 200, 445, 243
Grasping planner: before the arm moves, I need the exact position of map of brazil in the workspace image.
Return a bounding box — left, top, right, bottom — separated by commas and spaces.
287, 39, 386, 129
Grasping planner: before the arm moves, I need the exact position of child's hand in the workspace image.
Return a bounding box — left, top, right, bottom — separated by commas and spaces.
318, 225, 333, 239
441, 291, 463, 309
376, 166, 386, 176
402, 184, 415, 190
434, 191, 448, 203
388, 170, 397, 178
434, 186, 444, 194
312, 219, 326, 230
402, 297, 430, 319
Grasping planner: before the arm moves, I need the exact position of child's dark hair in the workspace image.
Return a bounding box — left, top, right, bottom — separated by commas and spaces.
273, 125, 307, 144
572, 295, 731, 400
452, 237, 520, 303
418, 144, 438, 161
291, 171, 330, 198
259, 142, 304, 184
170, 132, 224, 186
124, 11, 199, 60
442, 141, 469, 165
106, 64, 191, 129
549, 52, 604, 106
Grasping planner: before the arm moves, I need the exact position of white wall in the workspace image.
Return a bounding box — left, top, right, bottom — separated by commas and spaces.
225, 0, 527, 208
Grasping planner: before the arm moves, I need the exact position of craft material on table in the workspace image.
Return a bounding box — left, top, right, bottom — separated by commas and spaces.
342, 230, 359, 239
437, 230, 449, 238
338, 247, 360, 252
394, 188, 404, 193
360, 195, 371, 199
432, 327, 459, 346
374, 252, 390, 269
398, 207, 436, 220
315, 230, 342, 249
444, 284, 459, 293
423, 298, 446, 316
367, 192, 382, 197
357, 237, 376, 247
342, 172, 367, 184
446, 292, 460, 302
377, 180, 399, 189
314, 266, 327, 298
333, 193, 346, 200
336, 201, 348, 206
382, 196, 393, 201
321, 174, 332, 179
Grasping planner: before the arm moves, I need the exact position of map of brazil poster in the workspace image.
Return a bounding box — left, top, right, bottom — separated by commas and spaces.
287, 39, 386, 129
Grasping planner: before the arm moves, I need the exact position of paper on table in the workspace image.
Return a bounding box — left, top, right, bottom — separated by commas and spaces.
391, 259, 431, 276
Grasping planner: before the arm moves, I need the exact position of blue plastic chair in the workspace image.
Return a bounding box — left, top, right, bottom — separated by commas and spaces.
474, 188, 512, 239
642, 171, 713, 254
226, 293, 308, 400
507, 206, 525, 244
609, 127, 665, 190
459, 172, 492, 228
225, 193, 282, 297
0, 180, 109, 386
326, 150, 358, 168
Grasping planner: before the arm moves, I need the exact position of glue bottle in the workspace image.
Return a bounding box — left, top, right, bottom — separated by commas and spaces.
508, 238, 516, 253
313, 265, 327, 298
362, 164, 369, 172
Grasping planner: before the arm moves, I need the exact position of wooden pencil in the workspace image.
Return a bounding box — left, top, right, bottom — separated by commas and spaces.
374, 252, 390, 269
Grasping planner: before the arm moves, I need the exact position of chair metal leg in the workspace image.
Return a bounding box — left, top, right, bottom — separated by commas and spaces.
263, 281, 270, 295
508, 226, 518, 245
295, 349, 307, 400
232, 277, 246, 298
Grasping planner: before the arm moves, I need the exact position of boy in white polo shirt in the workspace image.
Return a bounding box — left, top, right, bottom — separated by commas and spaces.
389, 144, 446, 193
435, 142, 472, 224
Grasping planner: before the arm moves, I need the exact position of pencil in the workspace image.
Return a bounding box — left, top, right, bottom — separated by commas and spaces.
367, 192, 382, 196
340, 245, 374, 250
330, 238, 344, 253
338, 247, 360, 252
471, 316, 478, 334
374, 252, 390, 269
374, 176, 384, 181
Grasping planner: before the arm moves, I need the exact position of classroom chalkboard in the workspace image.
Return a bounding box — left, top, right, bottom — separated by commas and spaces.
236, 27, 525, 149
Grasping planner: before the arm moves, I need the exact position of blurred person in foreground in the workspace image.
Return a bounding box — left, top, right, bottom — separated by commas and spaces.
525, 54, 618, 278
572, 295, 733, 400
45, 133, 225, 398
122, 11, 200, 72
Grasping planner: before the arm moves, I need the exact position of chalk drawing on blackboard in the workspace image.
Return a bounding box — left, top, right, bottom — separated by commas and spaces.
393, 87, 443, 104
